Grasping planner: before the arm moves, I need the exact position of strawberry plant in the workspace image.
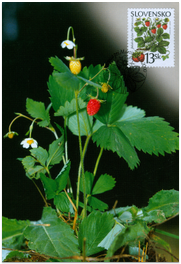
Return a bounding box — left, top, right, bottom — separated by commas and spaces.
133, 17, 170, 61
3, 26, 179, 262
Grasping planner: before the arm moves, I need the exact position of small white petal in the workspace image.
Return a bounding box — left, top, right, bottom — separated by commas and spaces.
23, 143, 30, 149
61, 40, 75, 50
31, 142, 38, 148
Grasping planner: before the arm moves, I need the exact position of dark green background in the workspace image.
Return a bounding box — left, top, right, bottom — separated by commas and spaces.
2, 3, 178, 220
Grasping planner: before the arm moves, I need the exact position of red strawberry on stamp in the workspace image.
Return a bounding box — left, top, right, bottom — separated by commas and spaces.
151, 27, 156, 34
162, 24, 167, 30
145, 21, 150, 27
138, 53, 145, 62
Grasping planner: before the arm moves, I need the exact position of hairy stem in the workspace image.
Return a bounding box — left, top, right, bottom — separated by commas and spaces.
75, 91, 86, 218
93, 147, 104, 177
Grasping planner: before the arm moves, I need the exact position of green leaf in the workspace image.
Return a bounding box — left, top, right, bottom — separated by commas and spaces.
26, 98, 50, 127
106, 222, 150, 261
24, 207, 80, 260
157, 27, 164, 36
106, 62, 127, 93
145, 36, 154, 43
158, 40, 169, 47
22, 156, 36, 170
47, 137, 64, 166
157, 46, 167, 54
3, 250, 30, 261
67, 109, 93, 136
95, 91, 129, 125
79, 171, 94, 195
49, 56, 70, 73
143, 189, 179, 218
116, 113, 179, 156
78, 211, 114, 256
162, 33, 170, 39
54, 193, 74, 214
2, 217, 30, 249
98, 223, 125, 250
116, 105, 145, 121
53, 71, 80, 91
92, 125, 140, 170
30, 147, 48, 166
92, 174, 116, 195
55, 98, 86, 117
150, 44, 158, 52
48, 74, 75, 112
40, 173, 57, 200
140, 210, 166, 224
55, 160, 71, 192
88, 196, 109, 211
25, 165, 46, 179
134, 37, 144, 43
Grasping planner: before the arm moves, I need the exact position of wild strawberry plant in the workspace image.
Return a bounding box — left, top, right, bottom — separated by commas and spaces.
3, 27, 179, 262
133, 17, 170, 61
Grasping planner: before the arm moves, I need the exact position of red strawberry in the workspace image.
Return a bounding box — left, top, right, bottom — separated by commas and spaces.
157, 23, 161, 28
162, 24, 167, 30
151, 28, 156, 34
145, 21, 150, 27
87, 99, 101, 116
132, 56, 139, 62
138, 53, 145, 62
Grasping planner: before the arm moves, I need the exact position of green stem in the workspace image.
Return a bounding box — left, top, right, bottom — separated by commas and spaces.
64, 117, 68, 162
67, 26, 75, 43
75, 91, 86, 218
93, 147, 104, 177
76, 135, 91, 210
32, 180, 48, 207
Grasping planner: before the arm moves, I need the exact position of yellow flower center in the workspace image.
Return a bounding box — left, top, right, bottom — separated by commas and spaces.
64, 41, 69, 46
27, 139, 34, 145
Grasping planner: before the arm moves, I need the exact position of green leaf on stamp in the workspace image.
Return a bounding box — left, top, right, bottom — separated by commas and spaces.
134, 37, 144, 43
162, 33, 170, 39
144, 36, 154, 43
156, 35, 163, 42
150, 44, 158, 52
157, 27, 164, 36
158, 41, 170, 47
157, 46, 167, 54
137, 42, 145, 48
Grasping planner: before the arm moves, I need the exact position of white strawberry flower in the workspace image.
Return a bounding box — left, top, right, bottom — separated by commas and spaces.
20, 138, 38, 149
61, 40, 76, 50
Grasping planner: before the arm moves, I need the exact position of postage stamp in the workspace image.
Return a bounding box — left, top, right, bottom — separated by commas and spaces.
127, 8, 175, 67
